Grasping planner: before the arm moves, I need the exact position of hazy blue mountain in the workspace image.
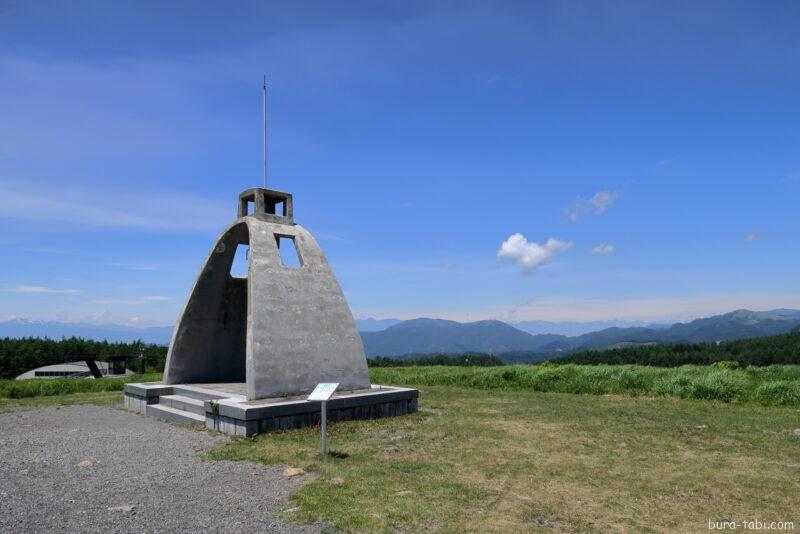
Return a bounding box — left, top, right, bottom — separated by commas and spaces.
360, 318, 566, 357
768, 309, 800, 319
559, 309, 800, 352
355, 318, 403, 332
510, 319, 655, 337
360, 309, 800, 359
656, 309, 800, 343
3, 308, 799, 358
0, 319, 173, 345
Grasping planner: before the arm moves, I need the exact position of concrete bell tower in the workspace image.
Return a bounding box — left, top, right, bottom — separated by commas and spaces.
163, 188, 371, 400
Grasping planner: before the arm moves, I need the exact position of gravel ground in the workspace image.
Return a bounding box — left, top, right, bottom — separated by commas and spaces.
0, 404, 324, 534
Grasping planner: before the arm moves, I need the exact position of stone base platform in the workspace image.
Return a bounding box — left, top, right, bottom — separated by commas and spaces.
124, 382, 419, 437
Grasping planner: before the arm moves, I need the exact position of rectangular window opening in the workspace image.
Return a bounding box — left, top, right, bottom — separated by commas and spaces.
230, 243, 249, 277
239, 198, 254, 216
275, 235, 301, 268
266, 200, 285, 217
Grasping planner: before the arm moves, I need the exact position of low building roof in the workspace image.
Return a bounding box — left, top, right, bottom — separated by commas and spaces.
15, 361, 133, 380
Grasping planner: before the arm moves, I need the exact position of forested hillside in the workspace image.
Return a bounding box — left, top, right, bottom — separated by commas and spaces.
0, 337, 168, 379
360, 310, 800, 357
368, 354, 504, 367
557, 331, 800, 367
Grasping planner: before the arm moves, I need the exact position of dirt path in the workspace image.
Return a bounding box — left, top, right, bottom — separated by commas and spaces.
0, 404, 323, 533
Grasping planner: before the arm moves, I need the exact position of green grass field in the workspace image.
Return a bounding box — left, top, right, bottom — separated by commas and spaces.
4, 365, 799, 531
209, 386, 800, 532
0, 373, 161, 399
3, 365, 799, 406
371, 364, 800, 406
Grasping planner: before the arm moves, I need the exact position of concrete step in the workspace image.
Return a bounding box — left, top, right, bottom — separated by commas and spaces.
159, 394, 206, 416
170, 385, 230, 401
146, 403, 206, 425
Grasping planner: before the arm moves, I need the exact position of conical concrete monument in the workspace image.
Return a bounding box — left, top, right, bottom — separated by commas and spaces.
125, 187, 417, 436
163, 187, 371, 400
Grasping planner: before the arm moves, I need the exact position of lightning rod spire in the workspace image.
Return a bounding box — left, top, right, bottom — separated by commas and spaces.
262, 75, 268, 188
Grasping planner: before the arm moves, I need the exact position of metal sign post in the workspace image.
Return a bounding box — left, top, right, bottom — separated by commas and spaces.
320, 400, 328, 455
307, 383, 339, 456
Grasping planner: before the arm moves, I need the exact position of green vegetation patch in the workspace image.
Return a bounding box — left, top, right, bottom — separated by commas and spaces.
208, 387, 800, 532
370, 364, 800, 406
0, 337, 167, 379
368, 353, 504, 367
0, 373, 162, 399
559, 331, 800, 367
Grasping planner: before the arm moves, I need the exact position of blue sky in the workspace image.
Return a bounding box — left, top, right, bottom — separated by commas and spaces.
1, 1, 799, 327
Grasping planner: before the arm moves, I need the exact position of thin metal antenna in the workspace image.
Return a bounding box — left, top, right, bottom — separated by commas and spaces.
262, 76, 268, 189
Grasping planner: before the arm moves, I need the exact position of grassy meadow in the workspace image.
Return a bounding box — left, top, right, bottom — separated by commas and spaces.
370, 364, 800, 406
3, 364, 799, 406
3, 364, 799, 531
209, 385, 800, 532
0, 372, 161, 399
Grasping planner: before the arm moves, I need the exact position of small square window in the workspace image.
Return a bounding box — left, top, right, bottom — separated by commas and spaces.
266, 200, 285, 217
275, 235, 301, 268
239, 198, 255, 216
230, 243, 249, 277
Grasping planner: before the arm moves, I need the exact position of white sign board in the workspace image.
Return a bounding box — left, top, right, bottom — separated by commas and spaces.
307, 382, 339, 401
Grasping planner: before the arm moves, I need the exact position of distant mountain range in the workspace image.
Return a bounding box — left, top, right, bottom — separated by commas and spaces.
0, 318, 399, 344
360, 309, 800, 358
0, 319, 173, 345
509, 319, 671, 336
360, 318, 562, 356
354, 318, 403, 332
3, 309, 800, 361
355, 318, 670, 336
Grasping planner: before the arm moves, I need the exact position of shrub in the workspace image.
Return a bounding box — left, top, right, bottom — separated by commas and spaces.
369, 364, 800, 407
711, 360, 741, 370
753, 381, 800, 406
368, 354, 504, 367
501, 369, 518, 381
0, 373, 161, 399
685, 372, 747, 403
652, 374, 694, 398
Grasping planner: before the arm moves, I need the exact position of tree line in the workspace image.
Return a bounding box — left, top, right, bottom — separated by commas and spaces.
0, 337, 168, 379
556, 331, 800, 367
368, 354, 505, 367
4, 330, 799, 379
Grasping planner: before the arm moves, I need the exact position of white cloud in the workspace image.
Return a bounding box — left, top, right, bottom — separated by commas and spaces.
744, 232, 762, 242
2, 285, 82, 294
497, 233, 572, 274
89, 296, 173, 305
379, 293, 800, 324
589, 243, 616, 256
779, 171, 800, 184
107, 262, 160, 271
0, 179, 228, 232
566, 190, 620, 222
494, 293, 800, 323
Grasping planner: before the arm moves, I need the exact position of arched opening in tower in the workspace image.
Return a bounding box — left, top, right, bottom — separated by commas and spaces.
215, 222, 249, 382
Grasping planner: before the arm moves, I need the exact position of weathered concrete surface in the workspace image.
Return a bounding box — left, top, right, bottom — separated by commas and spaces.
164, 188, 371, 400
0, 404, 323, 534
125, 382, 419, 437
163, 222, 249, 385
